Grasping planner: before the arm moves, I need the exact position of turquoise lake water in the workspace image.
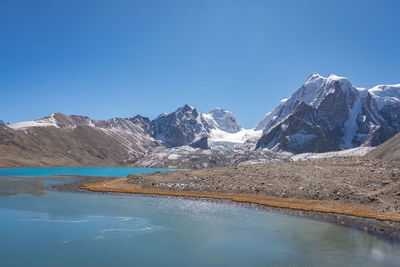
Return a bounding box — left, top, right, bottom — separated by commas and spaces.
0, 167, 172, 177
0, 167, 399, 266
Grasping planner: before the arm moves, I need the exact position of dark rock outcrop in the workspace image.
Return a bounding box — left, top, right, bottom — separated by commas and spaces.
149, 105, 211, 147
189, 136, 209, 149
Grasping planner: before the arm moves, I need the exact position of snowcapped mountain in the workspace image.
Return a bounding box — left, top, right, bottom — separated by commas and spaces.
255, 73, 325, 131
256, 74, 400, 153
202, 107, 262, 150
149, 105, 211, 148
148, 105, 259, 150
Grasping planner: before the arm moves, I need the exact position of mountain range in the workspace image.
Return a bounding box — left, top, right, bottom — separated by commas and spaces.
1, 73, 399, 167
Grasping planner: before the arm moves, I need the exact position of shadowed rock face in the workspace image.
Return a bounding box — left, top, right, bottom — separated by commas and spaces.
256, 103, 333, 154
256, 74, 400, 153
189, 136, 209, 149
149, 105, 211, 147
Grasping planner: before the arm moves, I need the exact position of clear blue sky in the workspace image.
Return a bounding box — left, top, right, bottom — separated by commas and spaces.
1, 0, 399, 128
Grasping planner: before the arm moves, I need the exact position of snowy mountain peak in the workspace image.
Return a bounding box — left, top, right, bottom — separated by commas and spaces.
174, 104, 202, 119
309, 74, 357, 108
130, 115, 151, 125
256, 73, 400, 153
325, 74, 353, 91
203, 107, 242, 133
149, 105, 211, 148
327, 73, 349, 81
177, 104, 196, 113
305, 73, 324, 84
155, 104, 201, 121
254, 73, 326, 131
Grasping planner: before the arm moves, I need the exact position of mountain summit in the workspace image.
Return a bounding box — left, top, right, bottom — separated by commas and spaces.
149, 105, 211, 147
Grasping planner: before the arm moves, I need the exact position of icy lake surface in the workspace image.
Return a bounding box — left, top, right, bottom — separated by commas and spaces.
0, 167, 399, 266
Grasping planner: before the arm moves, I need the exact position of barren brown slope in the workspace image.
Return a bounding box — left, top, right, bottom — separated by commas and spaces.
0, 125, 134, 167
367, 131, 400, 161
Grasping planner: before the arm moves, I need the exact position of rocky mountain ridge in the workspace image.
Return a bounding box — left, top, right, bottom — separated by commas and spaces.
256, 74, 400, 153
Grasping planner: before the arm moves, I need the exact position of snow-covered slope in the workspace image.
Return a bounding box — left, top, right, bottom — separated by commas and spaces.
10, 114, 60, 130
208, 128, 262, 150
256, 73, 400, 153
369, 83, 400, 109
203, 108, 241, 133
148, 105, 259, 149
202, 107, 260, 149
291, 147, 374, 161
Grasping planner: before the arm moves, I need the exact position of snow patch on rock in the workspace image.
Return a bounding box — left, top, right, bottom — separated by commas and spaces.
9, 114, 59, 130
291, 147, 374, 161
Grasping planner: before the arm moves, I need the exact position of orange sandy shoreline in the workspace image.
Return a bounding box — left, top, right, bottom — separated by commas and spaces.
82, 178, 400, 224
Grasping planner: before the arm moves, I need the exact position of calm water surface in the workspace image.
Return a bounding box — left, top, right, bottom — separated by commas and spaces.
0, 167, 172, 177
0, 167, 399, 266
